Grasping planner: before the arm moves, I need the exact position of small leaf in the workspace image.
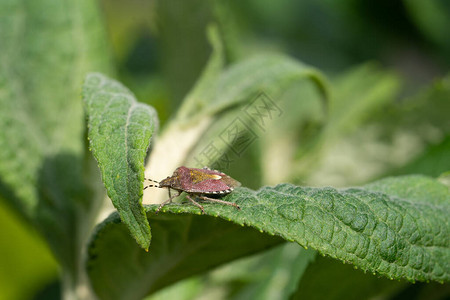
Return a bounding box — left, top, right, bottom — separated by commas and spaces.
87, 175, 449, 300
83, 73, 158, 249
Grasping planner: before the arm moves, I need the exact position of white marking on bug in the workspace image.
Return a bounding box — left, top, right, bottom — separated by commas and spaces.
211, 174, 222, 180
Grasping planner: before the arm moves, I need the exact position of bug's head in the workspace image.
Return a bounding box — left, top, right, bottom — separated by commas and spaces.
159, 173, 178, 189
159, 166, 188, 189
159, 177, 172, 188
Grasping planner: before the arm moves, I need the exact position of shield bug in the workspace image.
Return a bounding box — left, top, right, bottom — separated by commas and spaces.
144, 166, 241, 214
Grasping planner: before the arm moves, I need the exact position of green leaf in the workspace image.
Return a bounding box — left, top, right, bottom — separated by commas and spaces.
178, 53, 328, 123
364, 174, 450, 205
0, 0, 111, 276
0, 0, 111, 216
87, 175, 449, 300
83, 73, 158, 250
87, 212, 284, 300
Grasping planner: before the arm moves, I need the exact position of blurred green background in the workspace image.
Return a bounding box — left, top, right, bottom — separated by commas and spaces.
101, 0, 449, 125
1, 0, 449, 299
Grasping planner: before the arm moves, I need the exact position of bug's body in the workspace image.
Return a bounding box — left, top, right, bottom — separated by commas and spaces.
145, 166, 241, 213
159, 166, 240, 194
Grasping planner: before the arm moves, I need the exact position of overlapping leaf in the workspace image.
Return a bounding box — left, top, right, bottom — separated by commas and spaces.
83, 73, 158, 249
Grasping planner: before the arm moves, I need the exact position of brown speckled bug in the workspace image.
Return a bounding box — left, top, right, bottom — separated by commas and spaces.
144, 166, 241, 214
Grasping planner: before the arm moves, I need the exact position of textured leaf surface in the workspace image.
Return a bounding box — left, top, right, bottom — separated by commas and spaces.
87, 175, 449, 300
83, 73, 158, 249
0, 0, 111, 272
0, 0, 110, 215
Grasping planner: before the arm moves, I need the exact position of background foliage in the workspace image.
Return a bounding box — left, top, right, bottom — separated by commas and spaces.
0, 0, 449, 299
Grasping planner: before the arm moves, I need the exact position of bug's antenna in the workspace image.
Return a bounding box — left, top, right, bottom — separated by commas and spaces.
144, 184, 159, 190
144, 178, 160, 190
145, 178, 159, 184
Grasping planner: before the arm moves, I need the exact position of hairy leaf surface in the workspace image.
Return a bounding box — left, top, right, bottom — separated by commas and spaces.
0, 0, 111, 273
83, 73, 158, 249
87, 175, 449, 300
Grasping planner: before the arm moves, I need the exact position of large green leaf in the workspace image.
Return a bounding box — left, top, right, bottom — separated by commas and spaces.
87, 175, 449, 300
88, 212, 283, 300
83, 73, 158, 250
0, 0, 110, 214
0, 0, 111, 275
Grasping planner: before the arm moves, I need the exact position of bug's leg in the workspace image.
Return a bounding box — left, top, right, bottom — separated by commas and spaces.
185, 194, 205, 214
199, 196, 240, 210
156, 190, 181, 214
